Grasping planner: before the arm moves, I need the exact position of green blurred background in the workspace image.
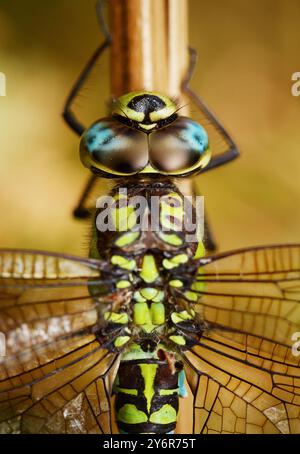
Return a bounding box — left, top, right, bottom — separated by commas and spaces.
0, 0, 299, 256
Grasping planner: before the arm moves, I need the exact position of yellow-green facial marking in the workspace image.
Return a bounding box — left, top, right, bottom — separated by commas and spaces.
112, 91, 177, 129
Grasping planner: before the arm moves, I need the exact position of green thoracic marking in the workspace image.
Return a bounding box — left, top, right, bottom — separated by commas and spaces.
160, 192, 183, 207
159, 388, 178, 396
157, 232, 183, 246
115, 231, 140, 248
171, 311, 193, 324
133, 291, 146, 303
133, 302, 152, 325
194, 239, 205, 259
140, 255, 159, 283
184, 291, 198, 302
111, 255, 136, 271
169, 335, 186, 346
116, 280, 131, 289
162, 253, 188, 270
191, 278, 206, 293
114, 336, 130, 348
169, 279, 183, 288
135, 288, 164, 302
111, 206, 137, 232
149, 404, 177, 424
114, 386, 138, 396
140, 287, 158, 300
117, 404, 148, 424
139, 363, 158, 414
172, 253, 188, 264
142, 324, 156, 333
160, 194, 184, 231
150, 302, 165, 325
152, 290, 165, 302
104, 312, 128, 324
160, 209, 184, 230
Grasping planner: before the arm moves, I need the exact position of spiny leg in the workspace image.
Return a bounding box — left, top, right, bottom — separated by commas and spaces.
63, 0, 112, 219
182, 47, 240, 172
203, 216, 217, 253
73, 174, 98, 219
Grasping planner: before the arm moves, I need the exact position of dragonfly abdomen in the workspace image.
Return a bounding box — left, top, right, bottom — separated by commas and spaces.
114, 352, 185, 434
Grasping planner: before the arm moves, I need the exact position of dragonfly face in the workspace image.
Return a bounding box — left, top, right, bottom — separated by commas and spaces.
111, 92, 178, 132
80, 91, 211, 177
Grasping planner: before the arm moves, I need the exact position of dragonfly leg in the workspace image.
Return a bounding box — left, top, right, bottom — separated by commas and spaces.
62, 0, 112, 137
203, 216, 217, 252
73, 174, 98, 219
182, 47, 240, 172
65, 1, 112, 219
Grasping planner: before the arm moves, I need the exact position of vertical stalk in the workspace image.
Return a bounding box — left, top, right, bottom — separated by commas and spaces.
109, 0, 189, 104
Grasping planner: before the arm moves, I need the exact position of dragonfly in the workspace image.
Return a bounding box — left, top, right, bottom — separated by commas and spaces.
0, 1, 300, 435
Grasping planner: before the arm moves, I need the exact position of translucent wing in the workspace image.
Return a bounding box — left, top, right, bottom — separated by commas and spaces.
178, 244, 300, 345
176, 244, 300, 433
0, 250, 117, 434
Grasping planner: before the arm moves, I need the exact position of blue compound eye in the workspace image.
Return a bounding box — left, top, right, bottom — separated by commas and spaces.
80, 119, 149, 176
148, 117, 211, 175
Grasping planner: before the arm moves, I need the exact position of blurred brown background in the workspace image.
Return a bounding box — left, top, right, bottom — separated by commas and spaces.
0, 0, 300, 256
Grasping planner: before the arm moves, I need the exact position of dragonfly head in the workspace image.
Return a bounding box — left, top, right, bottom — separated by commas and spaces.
79, 91, 211, 178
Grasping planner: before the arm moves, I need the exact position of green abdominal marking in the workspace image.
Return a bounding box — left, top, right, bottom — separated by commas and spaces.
114, 354, 183, 434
